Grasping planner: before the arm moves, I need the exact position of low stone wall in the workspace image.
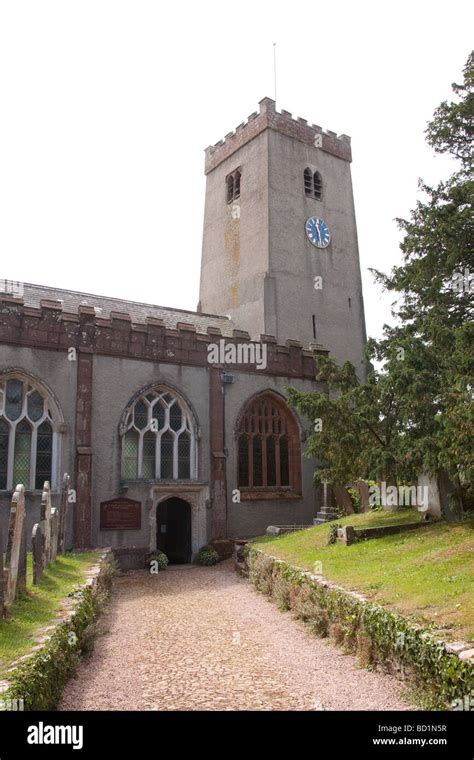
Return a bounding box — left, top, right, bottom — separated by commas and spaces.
266, 525, 313, 536
112, 546, 149, 571
241, 546, 474, 708
0, 549, 116, 710
337, 520, 434, 545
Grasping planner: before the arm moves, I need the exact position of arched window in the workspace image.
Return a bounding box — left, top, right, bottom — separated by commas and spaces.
313, 171, 323, 200
121, 387, 197, 480
303, 168, 323, 200
0, 374, 61, 490
226, 174, 234, 204
234, 170, 241, 200
237, 393, 302, 497
226, 169, 241, 203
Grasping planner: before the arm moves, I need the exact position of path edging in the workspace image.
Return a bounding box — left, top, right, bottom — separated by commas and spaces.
0, 549, 116, 710
241, 545, 474, 708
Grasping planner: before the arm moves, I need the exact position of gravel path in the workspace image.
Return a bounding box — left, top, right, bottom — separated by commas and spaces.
59, 561, 411, 711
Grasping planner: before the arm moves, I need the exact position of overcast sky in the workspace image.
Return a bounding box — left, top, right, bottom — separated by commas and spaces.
0, 0, 472, 342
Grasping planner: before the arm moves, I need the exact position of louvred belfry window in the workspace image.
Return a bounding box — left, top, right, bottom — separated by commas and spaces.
237, 393, 302, 498
121, 387, 197, 480
226, 169, 241, 203
304, 167, 323, 200
0, 375, 61, 490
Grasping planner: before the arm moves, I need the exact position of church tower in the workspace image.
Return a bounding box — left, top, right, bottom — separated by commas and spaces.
199, 97, 367, 373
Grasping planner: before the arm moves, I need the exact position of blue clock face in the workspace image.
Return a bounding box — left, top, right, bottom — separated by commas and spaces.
305, 217, 330, 248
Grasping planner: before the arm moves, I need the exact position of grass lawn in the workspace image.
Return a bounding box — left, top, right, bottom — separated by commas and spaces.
253, 509, 474, 642
0, 551, 101, 677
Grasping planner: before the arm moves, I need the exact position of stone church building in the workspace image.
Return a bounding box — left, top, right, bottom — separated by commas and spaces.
0, 97, 367, 565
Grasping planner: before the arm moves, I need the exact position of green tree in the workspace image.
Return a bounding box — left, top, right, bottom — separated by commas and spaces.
288, 53, 474, 508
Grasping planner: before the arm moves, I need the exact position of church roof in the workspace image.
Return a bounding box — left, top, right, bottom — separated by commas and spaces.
19, 282, 236, 337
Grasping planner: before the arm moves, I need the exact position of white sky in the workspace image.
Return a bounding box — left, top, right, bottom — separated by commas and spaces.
0, 0, 472, 342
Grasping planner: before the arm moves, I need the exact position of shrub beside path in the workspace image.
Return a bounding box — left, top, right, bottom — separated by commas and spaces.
58, 561, 412, 711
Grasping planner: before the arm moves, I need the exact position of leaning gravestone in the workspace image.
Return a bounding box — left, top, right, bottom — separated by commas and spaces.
5, 485, 26, 606
41, 482, 52, 564
58, 473, 70, 555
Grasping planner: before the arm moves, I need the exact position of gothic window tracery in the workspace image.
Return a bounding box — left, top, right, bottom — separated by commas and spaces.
121, 388, 197, 480
0, 375, 60, 490
237, 393, 301, 497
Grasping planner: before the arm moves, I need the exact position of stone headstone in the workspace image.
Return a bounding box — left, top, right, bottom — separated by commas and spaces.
334, 485, 354, 515
41, 481, 52, 563
17, 526, 27, 594
5, 485, 26, 606
355, 480, 371, 512
58, 473, 70, 554
32, 522, 45, 585
0, 526, 4, 619
50, 508, 59, 564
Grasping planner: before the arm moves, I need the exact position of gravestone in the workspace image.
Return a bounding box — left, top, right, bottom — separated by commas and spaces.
334, 485, 354, 515
58, 473, 70, 554
50, 508, 59, 564
32, 522, 45, 585
355, 480, 371, 512
5, 485, 26, 606
41, 482, 52, 564
0, 526, 4, 618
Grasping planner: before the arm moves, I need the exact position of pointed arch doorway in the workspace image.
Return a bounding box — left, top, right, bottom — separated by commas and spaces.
156, 497, 192, 564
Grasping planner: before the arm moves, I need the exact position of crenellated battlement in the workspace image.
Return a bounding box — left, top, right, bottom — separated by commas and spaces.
204, 96, 352, 173
0, 296, 328, 379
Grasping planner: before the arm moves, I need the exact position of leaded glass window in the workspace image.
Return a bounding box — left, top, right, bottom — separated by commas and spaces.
0, 375, 60, 490
35, 420, 53, 489
237, 393, 301, 493
121, 387, 197, 480
122, 430, 139, 479
0, 419, 9, 489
